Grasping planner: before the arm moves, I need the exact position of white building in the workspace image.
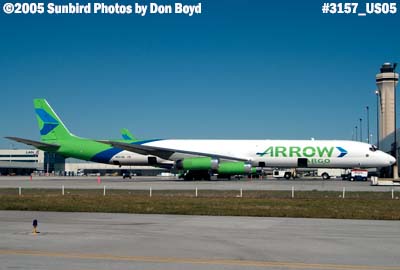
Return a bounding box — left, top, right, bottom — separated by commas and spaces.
0, 149, 44, 175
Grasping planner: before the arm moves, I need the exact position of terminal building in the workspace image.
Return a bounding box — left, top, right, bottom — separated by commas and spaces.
0, 149, 166, 176
0, 149, 44, 175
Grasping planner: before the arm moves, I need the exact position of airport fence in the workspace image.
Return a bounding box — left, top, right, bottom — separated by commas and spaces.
4, 186, 400, 200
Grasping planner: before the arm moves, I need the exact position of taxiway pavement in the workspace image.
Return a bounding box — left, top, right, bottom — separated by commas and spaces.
1, 211, 400, 270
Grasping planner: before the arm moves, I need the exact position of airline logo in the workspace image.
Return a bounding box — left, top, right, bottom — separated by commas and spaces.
35, 109, 59, 135
336, 147, 348, 158
256, 146, 347, 158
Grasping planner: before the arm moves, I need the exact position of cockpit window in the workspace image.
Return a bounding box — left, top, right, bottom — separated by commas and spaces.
369, 145, 378, 152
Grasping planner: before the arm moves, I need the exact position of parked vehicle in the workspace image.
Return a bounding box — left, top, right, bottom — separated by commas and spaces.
349, 169, 368, 181
317, 168, 348, 180
272, 169, 297, 180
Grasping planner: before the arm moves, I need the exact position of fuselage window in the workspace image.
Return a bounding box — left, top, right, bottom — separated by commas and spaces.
369, 145, 378, 152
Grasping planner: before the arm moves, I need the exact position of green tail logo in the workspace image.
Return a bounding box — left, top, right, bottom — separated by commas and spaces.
34, 99, 72, 141
36, 109, 59, 135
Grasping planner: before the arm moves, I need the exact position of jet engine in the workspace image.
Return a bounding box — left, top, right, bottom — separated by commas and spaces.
175, 157, 253, 174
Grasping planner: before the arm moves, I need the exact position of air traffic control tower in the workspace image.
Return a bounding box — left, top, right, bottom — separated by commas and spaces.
376, 63, 398, 140
376, 62, 398, 177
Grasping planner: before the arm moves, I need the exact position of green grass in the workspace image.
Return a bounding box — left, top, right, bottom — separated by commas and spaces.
0, 188, 399, 220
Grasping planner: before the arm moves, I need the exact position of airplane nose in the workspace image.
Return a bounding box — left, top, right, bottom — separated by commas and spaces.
389, 155, 397, 165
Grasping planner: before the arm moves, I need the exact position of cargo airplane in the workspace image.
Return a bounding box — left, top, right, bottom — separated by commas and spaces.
6, 99, 396, 180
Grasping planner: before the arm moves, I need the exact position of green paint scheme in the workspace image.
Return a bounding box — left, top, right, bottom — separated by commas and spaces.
302, 146, 315, 158
182, 157, 212, 170
289, 146, 301, 157
275, 146, 287, 157
317, 147, 334, 157
34, 99, 71, 141
181, 158, 255, 175
257, 146, 334, 158
218, 162, 249, 174
33, 99, 138, 161
309, 158, 331, 164
121, 128, 137, 141
51, 138, 115, 161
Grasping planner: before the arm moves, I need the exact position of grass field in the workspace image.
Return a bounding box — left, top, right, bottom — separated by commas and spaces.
0, 188, 399, 220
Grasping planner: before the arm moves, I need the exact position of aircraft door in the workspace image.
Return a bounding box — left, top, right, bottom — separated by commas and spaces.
297, 158, 308, 168
148, 156, 157, 165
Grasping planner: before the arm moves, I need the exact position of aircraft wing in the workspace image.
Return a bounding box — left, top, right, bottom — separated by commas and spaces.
99, 140, 248, 162
5, 137, 60, 151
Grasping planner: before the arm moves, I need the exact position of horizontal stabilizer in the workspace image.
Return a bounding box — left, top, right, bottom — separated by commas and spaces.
120, 128, 138, 141
5, 137, 60, 151
99, 140, 248, 162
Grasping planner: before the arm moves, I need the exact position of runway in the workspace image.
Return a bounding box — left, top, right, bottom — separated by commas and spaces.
0, 176, 399, 192
1, 211, 400, 270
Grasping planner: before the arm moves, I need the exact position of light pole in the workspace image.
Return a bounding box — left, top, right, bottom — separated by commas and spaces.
366, 106, 370, 143
375, 90, 380, 148
355, 126, 358, 141
359, 118, 362, 142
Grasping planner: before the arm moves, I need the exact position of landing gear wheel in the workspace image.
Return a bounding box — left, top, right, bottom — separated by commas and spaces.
321, 173, 330, 180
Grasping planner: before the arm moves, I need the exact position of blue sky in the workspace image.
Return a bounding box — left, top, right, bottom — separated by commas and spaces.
1, 1, 399, 148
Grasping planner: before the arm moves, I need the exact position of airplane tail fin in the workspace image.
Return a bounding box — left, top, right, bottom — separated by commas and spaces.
34, 99, 73, 142
120, 128, 137, 141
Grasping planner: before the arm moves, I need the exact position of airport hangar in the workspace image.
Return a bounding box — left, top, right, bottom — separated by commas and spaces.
1, 63, 399, 177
